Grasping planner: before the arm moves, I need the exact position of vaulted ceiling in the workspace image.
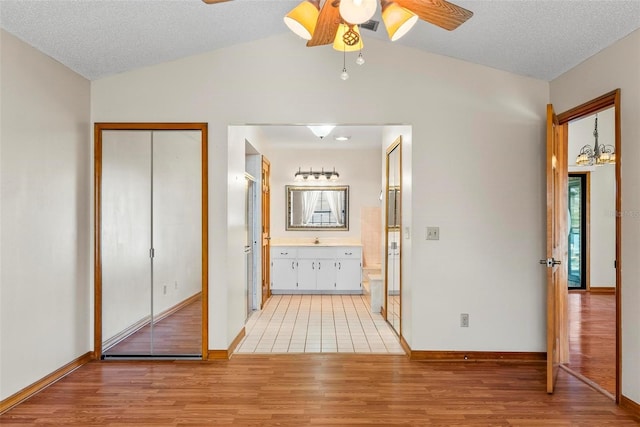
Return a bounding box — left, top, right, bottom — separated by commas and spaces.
1, 0, 639, 82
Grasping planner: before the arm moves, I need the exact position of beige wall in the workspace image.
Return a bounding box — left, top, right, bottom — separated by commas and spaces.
0, 30, 91, 400
92, 32, 549, 355
551, 28, 640, 404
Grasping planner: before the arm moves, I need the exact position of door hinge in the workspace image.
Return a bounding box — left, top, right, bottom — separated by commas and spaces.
150, 248, 155, 258
614, 260, 617, 268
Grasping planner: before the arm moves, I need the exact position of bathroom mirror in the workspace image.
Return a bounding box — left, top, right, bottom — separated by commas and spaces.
385, 137, 401, 336
286, 185, 349, 231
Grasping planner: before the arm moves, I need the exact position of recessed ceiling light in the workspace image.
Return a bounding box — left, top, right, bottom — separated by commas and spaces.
334, 136, 351, 141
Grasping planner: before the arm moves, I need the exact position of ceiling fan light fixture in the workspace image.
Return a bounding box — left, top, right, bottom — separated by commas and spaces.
382, 1, 419, 41
284, 0, 320, 40
333, 24, 363, 52
339, 0, 377, 25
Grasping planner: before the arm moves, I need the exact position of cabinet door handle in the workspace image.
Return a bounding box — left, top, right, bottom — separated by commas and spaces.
318, 262, 321, 269
345, 252, 352, 255
291, 261, 295, 270
338, 262, 341, 270
281, 252, 288, 255
312, 262, 315, 270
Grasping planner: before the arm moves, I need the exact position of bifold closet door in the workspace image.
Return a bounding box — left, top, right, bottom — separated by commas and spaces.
101, 130, 202, 357
151, 131, 202, 355
101, 131, 153, 356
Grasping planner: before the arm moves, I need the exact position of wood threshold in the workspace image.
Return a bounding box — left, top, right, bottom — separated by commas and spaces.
207, 327, 246, 360
409, 351, 546, 362
589, 287, 616, 294
620, 395, 640, 418
0, 351, 94, 414
560, 364, 615, 401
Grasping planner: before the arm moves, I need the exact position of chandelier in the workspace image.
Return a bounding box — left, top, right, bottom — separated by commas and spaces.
575, 114, 615, 166
294, 167, 339, 181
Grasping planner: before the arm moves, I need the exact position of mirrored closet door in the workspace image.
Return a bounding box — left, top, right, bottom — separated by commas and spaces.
385, 137, 401, 335
95, 124, 208, 359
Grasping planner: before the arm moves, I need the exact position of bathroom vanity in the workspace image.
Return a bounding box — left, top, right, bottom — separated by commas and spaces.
270, 244, 362, 294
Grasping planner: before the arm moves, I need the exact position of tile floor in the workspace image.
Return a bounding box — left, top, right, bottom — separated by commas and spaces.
236, 294, 404, 354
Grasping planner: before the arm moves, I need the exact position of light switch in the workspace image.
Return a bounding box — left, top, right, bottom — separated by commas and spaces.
426, 226, 440, 240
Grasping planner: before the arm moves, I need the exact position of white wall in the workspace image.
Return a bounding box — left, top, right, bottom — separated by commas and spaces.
268, 145, 382, 242
0, 30, 91, 399
589, 165, 616, 287
568, 110, 616, 288
551, 28, 640, 404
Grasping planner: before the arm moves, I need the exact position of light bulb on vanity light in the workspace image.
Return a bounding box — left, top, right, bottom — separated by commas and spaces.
340, 68, 349, 80
356, 52, 365, 65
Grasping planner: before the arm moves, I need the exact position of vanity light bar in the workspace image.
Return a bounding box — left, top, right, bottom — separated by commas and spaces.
294, 167, 339, 181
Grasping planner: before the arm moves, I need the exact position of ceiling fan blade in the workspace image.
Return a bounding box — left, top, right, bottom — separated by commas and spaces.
202, 0, 232, 4
307, 0, 341, 47
395, 0, 472, 31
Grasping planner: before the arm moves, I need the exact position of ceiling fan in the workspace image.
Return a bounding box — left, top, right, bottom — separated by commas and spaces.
203, 0, 473, 49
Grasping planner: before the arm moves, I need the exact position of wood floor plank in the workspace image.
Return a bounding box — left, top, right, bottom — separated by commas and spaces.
568, 292, 615, 394
1, 355, 638, 425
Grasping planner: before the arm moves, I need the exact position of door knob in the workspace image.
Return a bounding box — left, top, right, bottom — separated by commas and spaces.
539, 258, 561, 267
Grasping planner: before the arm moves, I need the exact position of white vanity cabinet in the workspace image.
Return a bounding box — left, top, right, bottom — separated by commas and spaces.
270, 247, 298, 291
298, 247, 337, 291
270, 245, 362, 294
334, 248, 362, 291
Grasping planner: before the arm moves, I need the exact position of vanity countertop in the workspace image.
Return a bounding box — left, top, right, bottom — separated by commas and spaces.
271, 241, 363, 247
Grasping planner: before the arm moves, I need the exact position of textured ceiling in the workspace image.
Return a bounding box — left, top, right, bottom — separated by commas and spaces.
1, 0, 639, 82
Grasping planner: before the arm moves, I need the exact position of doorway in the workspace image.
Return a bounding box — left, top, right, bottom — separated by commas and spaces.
550, 90, 621, 401
233, 124, 408, 355
568, 173, 588, 290
94, 123, 209, 359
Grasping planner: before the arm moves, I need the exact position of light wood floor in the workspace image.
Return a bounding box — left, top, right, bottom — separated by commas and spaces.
1, 355, 638, 425
567, 292, 616, 395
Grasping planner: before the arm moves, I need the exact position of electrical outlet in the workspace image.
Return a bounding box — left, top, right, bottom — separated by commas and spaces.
460, 313, 469, 327
426, 227, 440, 240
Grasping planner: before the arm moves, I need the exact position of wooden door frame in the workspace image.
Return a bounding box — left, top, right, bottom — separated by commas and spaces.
93, 122, 209, 360
556, 89, 621, 402
261, 156, 271, 308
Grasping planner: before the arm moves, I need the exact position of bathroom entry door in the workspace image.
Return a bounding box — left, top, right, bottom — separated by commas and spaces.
97, 125, 207, 359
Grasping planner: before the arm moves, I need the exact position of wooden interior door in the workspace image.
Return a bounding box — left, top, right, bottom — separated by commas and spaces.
261, 156, 271, 308
543, 104, 569, 393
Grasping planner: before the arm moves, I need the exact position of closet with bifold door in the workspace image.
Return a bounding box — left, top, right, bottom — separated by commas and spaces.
95, 123, 208, 359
